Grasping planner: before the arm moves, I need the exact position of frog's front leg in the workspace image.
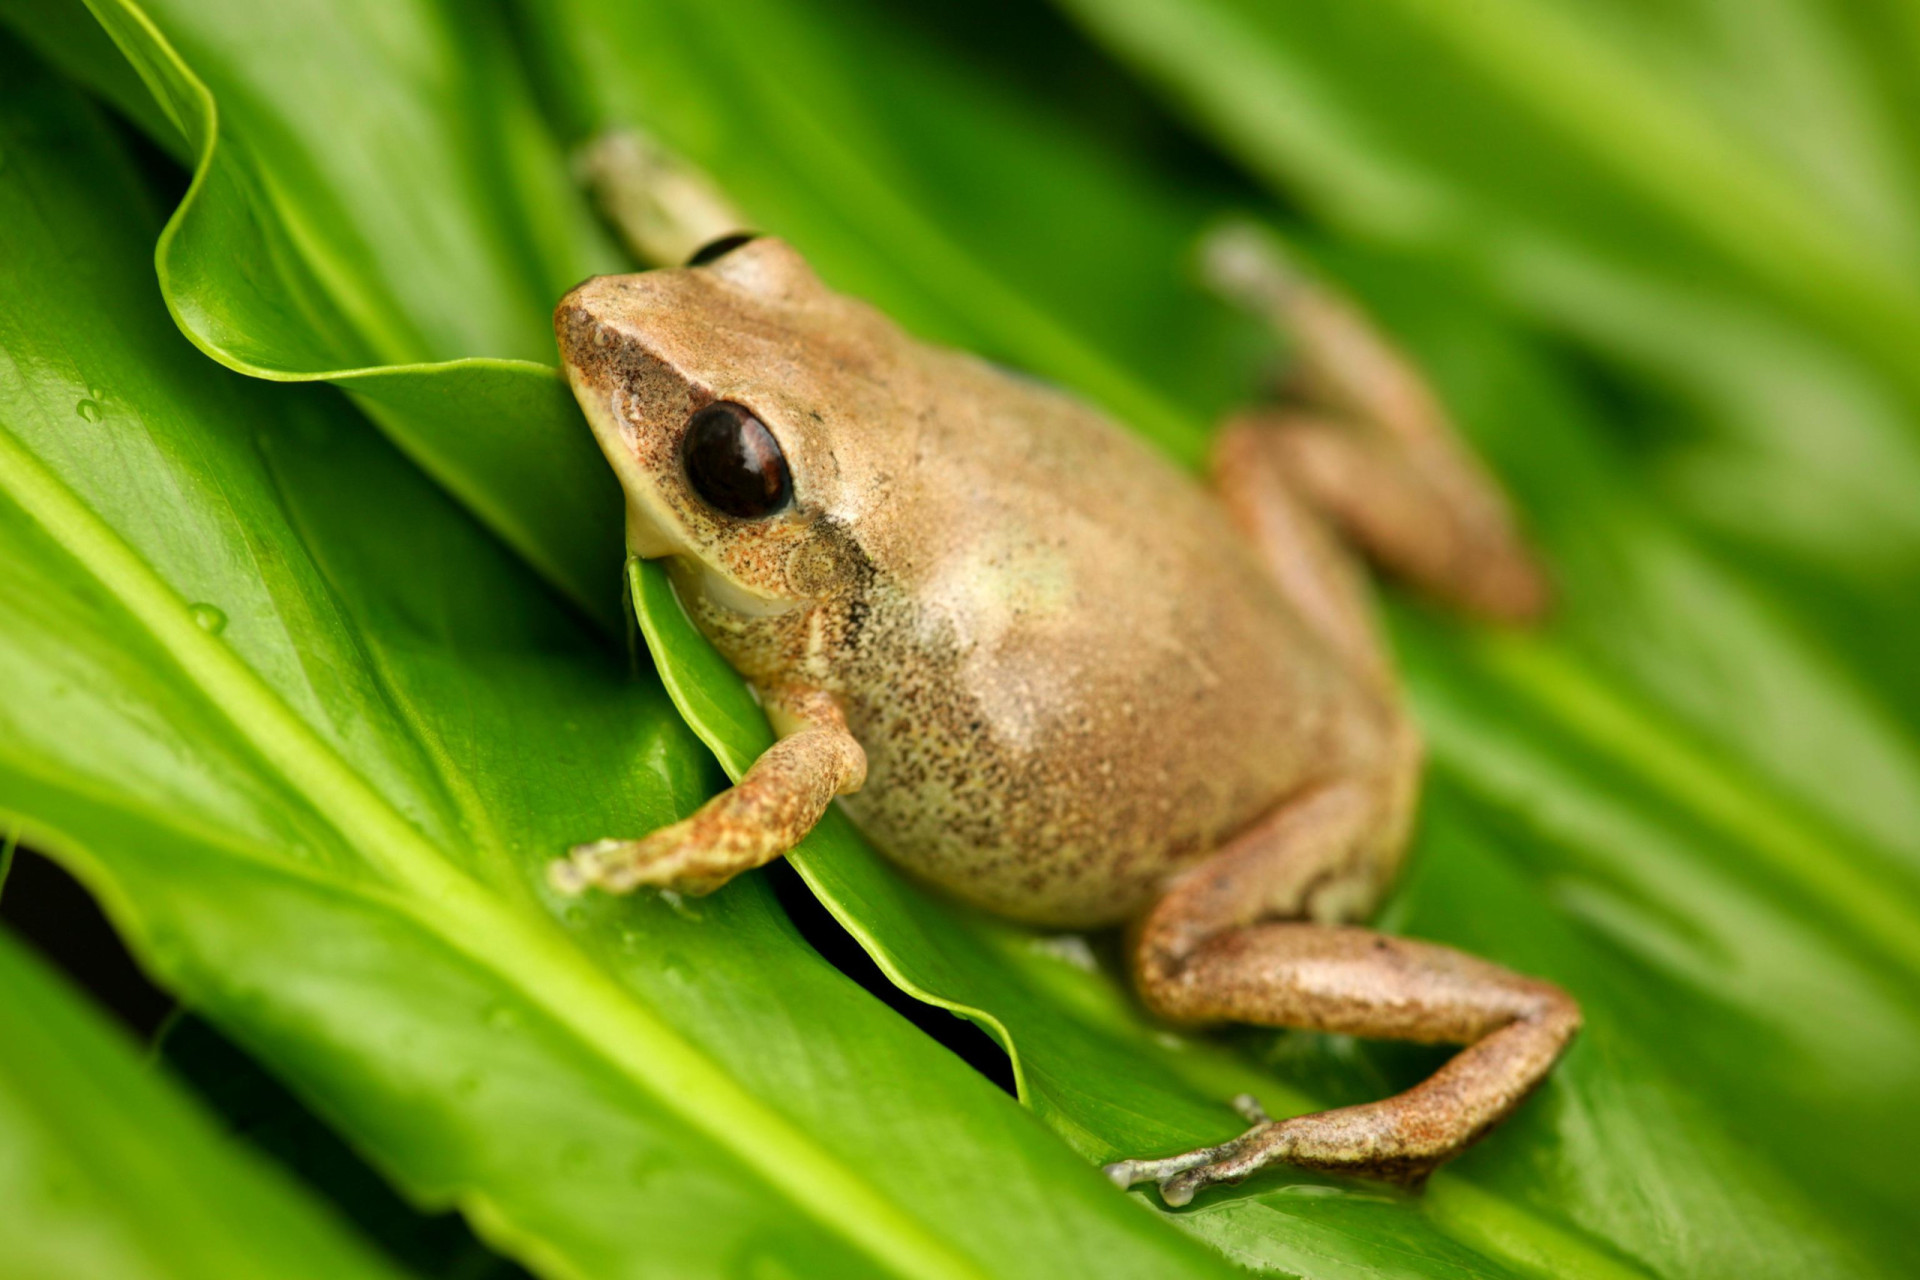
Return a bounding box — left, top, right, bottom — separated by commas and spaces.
551, 687, 865, 897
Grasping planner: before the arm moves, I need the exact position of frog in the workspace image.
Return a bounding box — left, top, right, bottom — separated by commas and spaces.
548, 228, 1579, 1202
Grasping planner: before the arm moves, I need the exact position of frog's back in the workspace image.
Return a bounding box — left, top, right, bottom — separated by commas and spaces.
835, 350, 1396, 927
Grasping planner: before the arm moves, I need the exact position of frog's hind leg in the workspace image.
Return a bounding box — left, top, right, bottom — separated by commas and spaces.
1211, 420, 1395, 698
1222, 411, 1547, 624
1205, 223, 1548, 624
1113, 786, 1579, 1199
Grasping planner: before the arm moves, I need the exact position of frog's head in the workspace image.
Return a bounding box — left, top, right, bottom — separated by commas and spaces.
556, 237, 889, 637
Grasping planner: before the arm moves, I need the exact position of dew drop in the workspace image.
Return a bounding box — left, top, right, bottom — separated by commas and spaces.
1273, 1183, 1347, 1199
659, 950, 692, 983
658, 888, 704, 922
75, 398, 102, 422
1271, 1181, 1396, 1205
188, 603, 228, 635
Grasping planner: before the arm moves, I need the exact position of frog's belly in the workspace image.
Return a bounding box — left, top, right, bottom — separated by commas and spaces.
836, 606, 1392, 930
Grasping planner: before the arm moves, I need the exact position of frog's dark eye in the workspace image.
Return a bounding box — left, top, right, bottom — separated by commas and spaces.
686, 232, 759, 267
682, 401, 792, 519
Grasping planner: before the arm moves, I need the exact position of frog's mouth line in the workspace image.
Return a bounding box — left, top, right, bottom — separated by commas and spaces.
667, 556, 801, 619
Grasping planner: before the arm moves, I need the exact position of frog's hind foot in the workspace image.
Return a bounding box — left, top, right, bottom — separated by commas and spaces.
1105, 1092, 1459, 1206
546, 832, 732, 897
548, 836, 660, 896
1103, 1095, 1287, 1206
1120, 919, 1581, 1203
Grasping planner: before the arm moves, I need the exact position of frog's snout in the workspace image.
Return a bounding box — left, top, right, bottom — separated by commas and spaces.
553, 280, 624, 367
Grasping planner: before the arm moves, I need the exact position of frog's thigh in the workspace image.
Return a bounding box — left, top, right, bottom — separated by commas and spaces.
1212, 421, 1393, 697
1135, 778, 1405, 970
1230, 408, 1547, 624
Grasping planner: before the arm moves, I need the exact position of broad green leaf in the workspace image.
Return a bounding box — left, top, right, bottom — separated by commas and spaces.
0, 44, 1231, 1280
0, 928, 403, 1280
152, 1014, 533, 1280
0, 0, 630, 621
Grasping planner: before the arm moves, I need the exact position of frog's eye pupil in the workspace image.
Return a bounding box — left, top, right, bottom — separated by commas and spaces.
682, 402, 792, 519
686, 232, 759, 267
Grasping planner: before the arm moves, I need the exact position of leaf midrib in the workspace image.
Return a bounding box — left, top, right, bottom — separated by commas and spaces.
0, 423, 987, 1280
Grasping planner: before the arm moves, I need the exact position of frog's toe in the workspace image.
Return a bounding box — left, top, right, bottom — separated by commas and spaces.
1103, 1107, 1290, 1207
550, 837, 638, 894
1103, 1148, 1219, 1196
1103, 1139, 1243, 1202
1156, 1140, 1279, 1206
552, 832, 688, 894
547, 853, 595, 895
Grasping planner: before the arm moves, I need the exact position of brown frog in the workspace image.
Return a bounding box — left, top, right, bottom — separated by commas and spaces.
549, 230, 1578, 1201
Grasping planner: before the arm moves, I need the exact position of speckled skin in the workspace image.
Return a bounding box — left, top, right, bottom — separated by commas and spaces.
555, 240, 1408, 928
552, 236, 1579, 1193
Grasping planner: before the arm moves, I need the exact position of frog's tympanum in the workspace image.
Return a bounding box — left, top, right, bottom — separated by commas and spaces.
551, 234, 1578, 1202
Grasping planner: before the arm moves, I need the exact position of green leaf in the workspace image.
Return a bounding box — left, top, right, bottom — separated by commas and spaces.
0, 0, 631, 622
0, 40, 1229, 1280
154, 1014, 533, 1280
0, 928, 404, 1280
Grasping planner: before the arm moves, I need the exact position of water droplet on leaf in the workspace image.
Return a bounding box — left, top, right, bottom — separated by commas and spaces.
658, 888, 704, 921
75, 398, 102, 422
188, 603, 228, 634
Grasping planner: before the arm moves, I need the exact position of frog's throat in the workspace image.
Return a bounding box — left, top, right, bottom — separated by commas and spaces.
663, 553, 798, 619
623, 493, 796, 619
622, 500, 681, 559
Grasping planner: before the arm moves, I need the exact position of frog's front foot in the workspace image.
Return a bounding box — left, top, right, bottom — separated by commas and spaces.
548, 824, 729, 897
1104, 1095, 1295, 1207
